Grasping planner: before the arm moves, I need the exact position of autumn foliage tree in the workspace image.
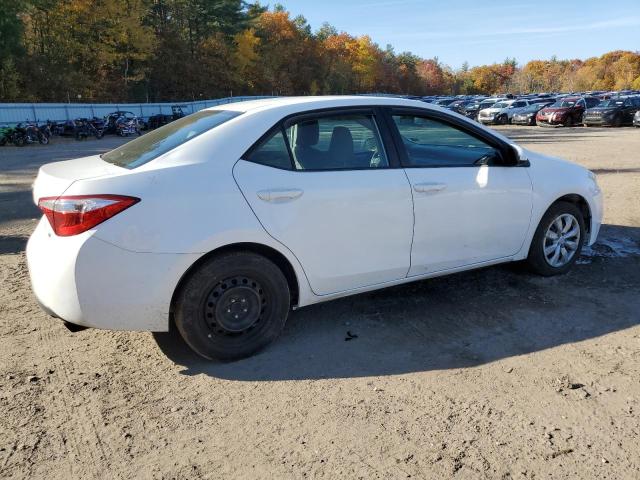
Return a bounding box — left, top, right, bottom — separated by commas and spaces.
1, 1, 639, 102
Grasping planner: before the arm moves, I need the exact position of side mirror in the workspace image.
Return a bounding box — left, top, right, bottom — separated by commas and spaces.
502, 145, 526, 167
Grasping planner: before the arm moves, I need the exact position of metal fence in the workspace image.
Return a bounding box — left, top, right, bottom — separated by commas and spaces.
0, 96, 275, 126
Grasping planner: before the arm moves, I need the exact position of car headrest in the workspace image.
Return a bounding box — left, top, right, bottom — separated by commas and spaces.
296, 120, 319, 147
328, 126, 354, 156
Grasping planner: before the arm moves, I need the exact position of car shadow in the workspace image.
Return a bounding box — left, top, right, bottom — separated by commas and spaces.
154, 224, 640, 381
0, 235, 29, 254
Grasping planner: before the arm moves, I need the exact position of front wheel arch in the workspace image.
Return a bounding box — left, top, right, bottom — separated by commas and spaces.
550, 194, 591, 238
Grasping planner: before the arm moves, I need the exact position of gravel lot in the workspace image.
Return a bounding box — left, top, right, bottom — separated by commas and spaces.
1, 126, 639, 479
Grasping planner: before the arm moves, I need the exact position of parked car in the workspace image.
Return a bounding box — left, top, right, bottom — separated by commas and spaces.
634, 110, 640, 127
511, 102, 554, 126
582, 97, 640, 127
478, 99, 531, 125
463, 97, 504, 120
27, 96, 603, 361
536, 96, 600, 126
446, 99, 473, 114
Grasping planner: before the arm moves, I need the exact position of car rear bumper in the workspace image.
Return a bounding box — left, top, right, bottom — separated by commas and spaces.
27, 218, 199, 332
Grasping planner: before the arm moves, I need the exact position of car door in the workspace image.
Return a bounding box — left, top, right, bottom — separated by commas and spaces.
385, 109, 533, 276
507, 100, 528, 120
233, 108, 414, 296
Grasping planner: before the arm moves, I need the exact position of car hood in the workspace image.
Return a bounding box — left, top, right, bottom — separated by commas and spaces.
539, 107, 571, 114
522, 148, 586, 174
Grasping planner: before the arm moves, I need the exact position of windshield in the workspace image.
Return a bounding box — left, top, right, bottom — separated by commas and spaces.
102, 110, 241, 169
597, 99, 624, 107
550, 99, 577, 108
492, 102, 509, 109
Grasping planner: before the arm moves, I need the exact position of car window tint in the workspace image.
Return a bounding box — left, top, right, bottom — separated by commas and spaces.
586, 98, 599, 108
286, 113, 388, 170
244, 128, 292, 169
391, 115, 497, 167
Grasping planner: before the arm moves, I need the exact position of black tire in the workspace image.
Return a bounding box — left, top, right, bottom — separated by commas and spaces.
498, 114, 508, 125
174, 252, 290, 361
562, 116, 573, 127
38, 133, 49, 145
526, 201, 585, 276
613, 115, 622, 128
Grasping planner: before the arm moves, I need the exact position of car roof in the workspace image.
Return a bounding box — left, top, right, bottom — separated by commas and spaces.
208, 95, 437, 114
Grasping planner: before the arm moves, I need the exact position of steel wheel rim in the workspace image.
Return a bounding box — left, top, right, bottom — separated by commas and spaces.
203, 276, 266, 336
543, 213, 580, 267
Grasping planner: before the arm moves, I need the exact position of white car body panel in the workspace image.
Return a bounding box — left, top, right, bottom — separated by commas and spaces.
26, 96, 603, 332
404, 164, 532, 275
233, 160, 414, 295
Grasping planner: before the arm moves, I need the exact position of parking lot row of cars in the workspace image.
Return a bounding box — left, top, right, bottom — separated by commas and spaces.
415, 91, 640, 128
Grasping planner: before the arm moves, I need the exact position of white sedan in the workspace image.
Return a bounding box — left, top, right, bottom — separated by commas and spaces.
27, 96, 603, 360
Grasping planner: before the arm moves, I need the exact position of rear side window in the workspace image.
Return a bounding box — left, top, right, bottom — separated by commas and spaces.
285, 113, 389, 170
102, 110, 241, 169
244, 129, 292, 169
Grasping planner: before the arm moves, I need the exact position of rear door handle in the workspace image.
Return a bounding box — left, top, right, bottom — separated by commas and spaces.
257, 188, 304, 202
413, 182, 447, 194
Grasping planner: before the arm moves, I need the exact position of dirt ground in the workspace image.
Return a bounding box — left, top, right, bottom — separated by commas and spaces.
1, 126, 639, 479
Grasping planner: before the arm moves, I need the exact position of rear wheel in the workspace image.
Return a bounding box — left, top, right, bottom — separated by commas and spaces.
526, 202, 585, 276
174, 252, 290, 361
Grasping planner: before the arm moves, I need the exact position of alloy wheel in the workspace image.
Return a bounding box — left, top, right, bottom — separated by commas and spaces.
543, 213, 581, 267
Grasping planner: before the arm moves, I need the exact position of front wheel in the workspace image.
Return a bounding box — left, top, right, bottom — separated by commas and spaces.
174, 252, 290, 361
526, 202, 585, 276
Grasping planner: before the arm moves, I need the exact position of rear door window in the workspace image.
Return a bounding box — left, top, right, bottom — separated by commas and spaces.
285, 113, 389, 170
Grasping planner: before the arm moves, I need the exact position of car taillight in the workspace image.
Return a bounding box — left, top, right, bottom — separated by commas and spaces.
38, 195, 139, 236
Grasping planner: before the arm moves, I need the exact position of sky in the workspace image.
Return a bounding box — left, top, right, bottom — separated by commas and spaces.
276, 0, 640, 68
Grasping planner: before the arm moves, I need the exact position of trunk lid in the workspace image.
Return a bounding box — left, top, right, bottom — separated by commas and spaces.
32, 155, 125, 203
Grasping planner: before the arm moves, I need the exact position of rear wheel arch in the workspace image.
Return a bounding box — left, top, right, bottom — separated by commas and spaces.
170, 242, 300, 316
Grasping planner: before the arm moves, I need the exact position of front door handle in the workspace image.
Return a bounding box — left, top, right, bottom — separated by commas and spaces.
413, 182, 447, 194
257, 188, 304, 202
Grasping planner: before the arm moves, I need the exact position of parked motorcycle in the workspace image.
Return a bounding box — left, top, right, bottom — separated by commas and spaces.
74, 118, 104, 140
0, 126, 15, 146
10, 122, 49, 146
115, 115, 141, 137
